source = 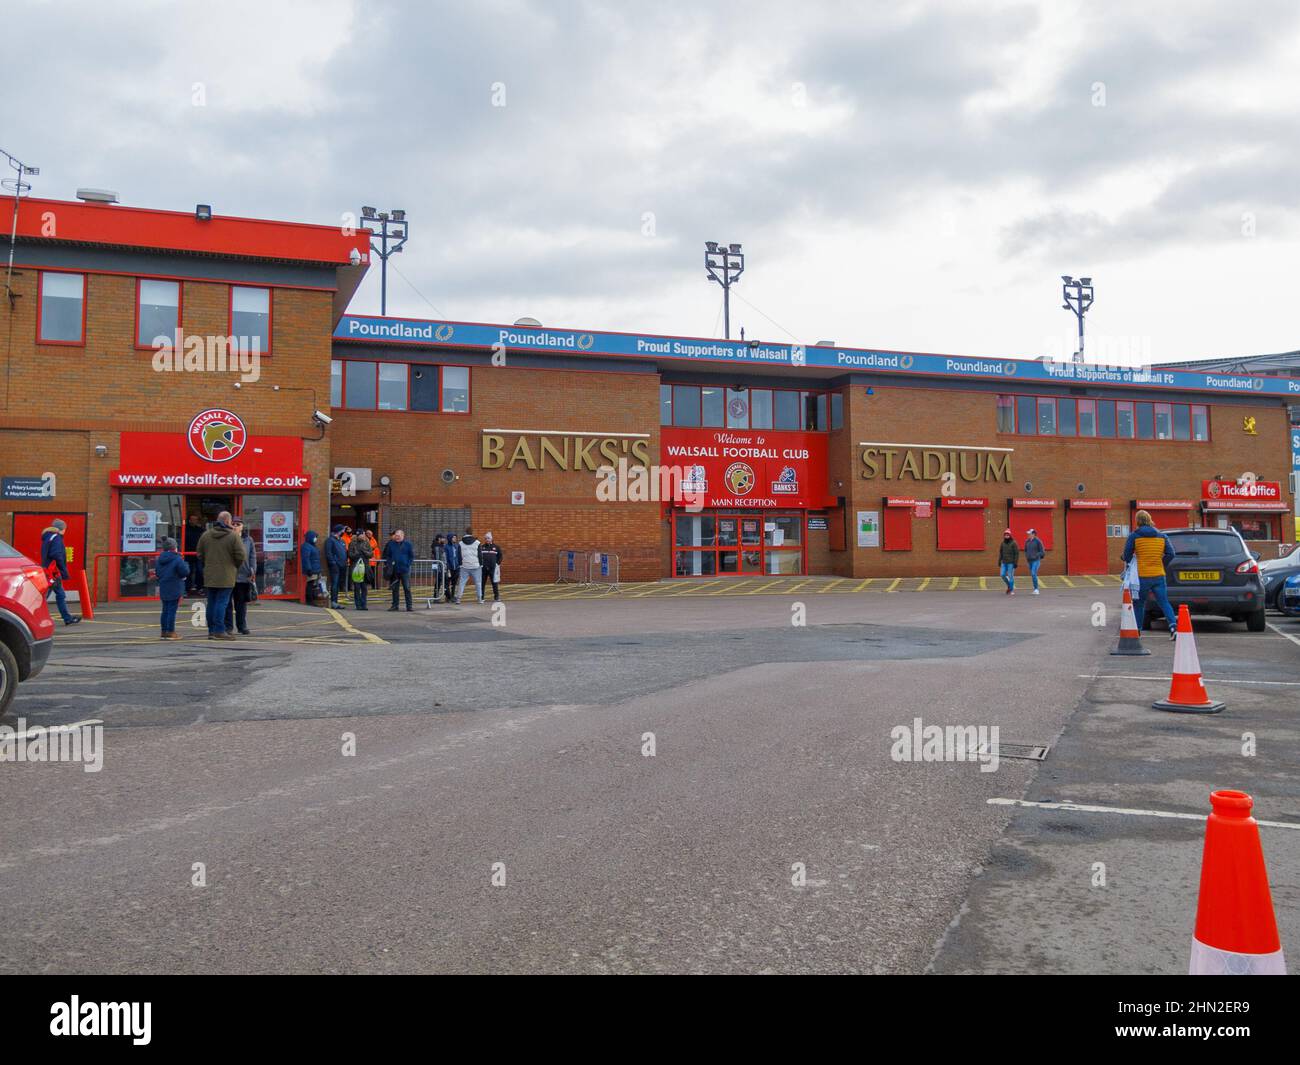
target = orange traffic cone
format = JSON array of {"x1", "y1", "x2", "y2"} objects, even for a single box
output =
[
  {"x1": 1109, "y1": 586, "x2": 1150, "y2": 656},
  {"x1": 1190, "y1": 790, "x2": 1286, "y2": 974},
  {"x1": 1153, "y1": 605, "x2": 1224, "y2": 714}
]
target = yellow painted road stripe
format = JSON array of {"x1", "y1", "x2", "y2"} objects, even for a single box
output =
[
  {"x1": 710, "y1": 579, "x2": 755, "y2": 595},
  {"x1": 1084, "y1": 576, "x2": 1103, "y2": 586},
  {"x1": 886, "y1": 578, "x2": 901, "y2": 593},
  {"x1": 326, "y1": 608, "x2": 387, "y2": 645},
  {"x1": 979, "y1": 576, "x2": 987, "y2": 591},
  {"x1": 853, "y1": 578, "x2": 875, "y2": 591},
  {"x1": 817, "y1": 578, "x2": 847, "y2": 594},
  {"x1": 1060, "y1": 576, "x2": 1075, "y2": 587},
  {"x1": 948, "y1": 577, "x2": 959, "y2": 590},
  {"x1": 917, "y1": 577, "x2": 931, "y2": 592}
]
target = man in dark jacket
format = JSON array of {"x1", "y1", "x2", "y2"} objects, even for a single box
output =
[
  {"x1": 480, "y1": 532, "x2": 504, "y2": 602},
  {"x1": 383, "y1": 529, "x2": 416, "y2": 611},
  {"x1": 1023, "y1": 528, "x2": 1045, "y2": 595},
  {"x1": 224, "y1": 518, "x2": 257, "y2": 635},
  {"x1": 301, "y1": 530, "x2": 322, "y2": 604},
  {"x1": 155, "y1": 537, "x2": 189, "y2": 639},
  {"x1": 325, "y1": 525, "x2": 349, "y2": 608},
  {"x1": 347, "y1": 526, "x2": 373, "y2": 610},
  {"x1": 443, "y1": 533, "x2": 461, "y2": 603},
  {"x1": 40, "y1": 519, "x2": 81, "y2": 626},
  {"x1": 196, "y1": 511, "x2": 247, "y2": 640},
  {"x1": 183, "y1": 513, "x2": 205, "y2": 595},
  {"x1": 997, "y1": 528, "x2": 1019, "y2": 596}
]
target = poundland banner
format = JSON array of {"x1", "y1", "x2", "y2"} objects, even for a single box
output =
[{"x1": 335, "y1": 316, "x2": 1300, "y2": 398}]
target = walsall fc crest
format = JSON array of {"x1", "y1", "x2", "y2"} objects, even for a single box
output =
[{"x1": 188, "y1": 408, "x2": 247, "y2": 463}]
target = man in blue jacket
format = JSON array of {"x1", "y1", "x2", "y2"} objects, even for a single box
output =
[
  {"x1": 155, "y1": 537, "x2": 190, "y2": 639},
  {"x1": 382, "y1": 528, "x2": 416, "y2": 612},
  {"x1": 40, "y1": 519, "x2": 81, "y2": 626},
  {"x1": 300, "y1": 531, "x2": 322, "y2": 604},
  {"x1": 325, "y1": 525, "x2": 349, "y2": 608}
]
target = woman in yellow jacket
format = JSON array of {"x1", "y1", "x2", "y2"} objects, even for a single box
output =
[{"x1": 1121, "y1": 510, "x2": 1179, "y2": 638}]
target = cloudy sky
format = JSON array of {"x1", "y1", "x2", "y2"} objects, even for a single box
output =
[{"x1": 9, "y1": 0, "x2": 1300, "y2": 362}]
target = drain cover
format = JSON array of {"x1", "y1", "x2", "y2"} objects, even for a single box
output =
[{"x1": 977, "y1": 741, "x2": 1049, "y2": 761}]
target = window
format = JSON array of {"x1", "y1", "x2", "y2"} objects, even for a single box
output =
[
  {"x1": 701, "y1": 387, "x2": 724, "y2": 427},
  {"x1": 1097, "y1": 400, "x2": 1116, "y2": 437},
  {"x1": 800, "y1": 392, "x2": 827, "y2": 431},
  {"x1": 1116, "y1": 401, "x2": 1134, "y2": 438},
  {"x1": 378, "y1": 363, "x2": 407, "y2": 410},
  {"x1": 1192, "y1": 405, "x2": 1209, "y2": 441},
  {"x1": 996, "y1": 395, "x2": 1015, "y2": 432},
  {"x1": 1016, "y1": 396, "x2": 1036, "y2": 434},
  {"x1": 1057, "y1": 398, "x2": 1077, "y2": 437},
  {"x1": 1135, "y1": 402, "x2": 1154, "y2": 439},
  {"x1": 774, "y1": 390, "x2": 800, "y2": 430},
  {"x1": 344, "y1": 360, "x2": 377, "y2": 409},
  {"x1": 1154, "y1": 402, "x2": 1172, "y2": 440},
  {"x1": 830, "y1": 392, "x2": 843, "y2": 430},
  {"x1": 411, "y1": 365, "x2": 438, "y2": 411},
  {"x1": 1078, "y1": 399, "x2": 1096, "y2": 437},
  {"x1": 330, "y1": 360, "x2": 343, "y2": 407},
  {"x1": 672, "y1": 385, "x2": 700, "y2": 427},
  {"x1": 38, "y1": 271, "x2": 85, "y2": 343},
  {"x1": 1037, "y1": 397, "x2": 1056, "y2": 435},
  {"x1": 725, "y1": 388, "x2": 748, "y2": 429},
  {"x1": 660, "y1": 385, "x2": 673, "y2": 426},
  {"x1": 750, "y1": 389, "x2": 773, "y2": 429},
  {"x1": 231, "y1": 286, "x2": 270, "y2": 354},
  {"x1": 1172, "y1": 404, "x2": 1191, "y2": 441},
  {"x1": 136, "y1": 279, "x2": 180, "y2": 348},
  {"x1": 441, "y1": 366, "x2": 470, "y2": 412}
]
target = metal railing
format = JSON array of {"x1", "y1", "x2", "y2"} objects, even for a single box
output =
[
  {"x1": 556, "y1": 550, "x2": 591, "y2": 584},
  {"x1": 407, "y1": 558, "x2": 448, "y2": 607}
]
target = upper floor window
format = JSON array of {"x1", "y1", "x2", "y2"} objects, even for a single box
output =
[
  {"x1": 137, "y1": 279, "x2": 181, "y2": 348},
  {"x1": 336, "y1": 360, "x2": 470, "y2": 413},
  {"x1": 230, "y1": 286, "x2": 271, "y2": 354},
  {"x1": 1000, "y1": 393, "x2": 1208, "y2": 441},
  {"x1": 660, "y1": 384, "x2": 835, "y2": 431},
  {"x1": 38, "y1": 271, "x2": 85, "y2": 344}
]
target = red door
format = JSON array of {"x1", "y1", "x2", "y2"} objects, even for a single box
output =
[
  {"x1": 12, "y1": 512, "x2": 88, "y2": 573},
  {"x1": 1065, "y1": 508, "x2": 1108, "y2": 574}
]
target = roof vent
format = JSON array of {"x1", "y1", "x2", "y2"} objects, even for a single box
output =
[
  {"x1": 513, "y1": 317, "x2": 542, "y2": 327},
  {"x1": 814, "y1": 340, "x2": 836, "y2": 347},
  {"x1": 75, "y1": 188, "x2": 119, "y2": 204}
]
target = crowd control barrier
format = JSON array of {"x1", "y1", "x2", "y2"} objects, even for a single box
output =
[
  {"x1": 556, "y1": 550, "x2": 591, "y2": 584},
  {"x1": 408, "y1": 558, "x2": 449, "y2": 607}
]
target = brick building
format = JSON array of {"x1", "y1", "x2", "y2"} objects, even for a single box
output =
[
  {"x1": 331, "y1": 315, "x2": 1297, "y2": 582},
  {"x1": 2, "y1": 191, "x2": 1296, "y2": 598},
  {"x1": 0, "y1": 193, "x2": 368, "y2": 600}
]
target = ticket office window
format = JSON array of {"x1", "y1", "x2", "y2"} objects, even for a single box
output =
[
  {"x1": 937, "y1": 507, "x2": 986, "y2": 550},
  {"x1": 1231, "y1": 516, "x2": 1278, "y2": 541}
]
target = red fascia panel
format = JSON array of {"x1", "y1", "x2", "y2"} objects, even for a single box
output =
[{"x1": 3, "y1": 196, "x2": 371, "y2": 266}]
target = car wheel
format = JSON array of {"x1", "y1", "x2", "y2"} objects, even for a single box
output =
[
  {"x1": 1246, "y1": 609, "x2": 1267, "y2": 633},
  {"x1": 0, "y1": 639, "x2": 18, "y2": 721}
]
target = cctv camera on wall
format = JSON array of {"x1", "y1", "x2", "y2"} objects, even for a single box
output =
[{"x1": 313, "y1": 409, "x2": 333, "y2": 425}]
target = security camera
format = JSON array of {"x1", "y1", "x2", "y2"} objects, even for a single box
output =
[
  {"x1": 349, "y1": 248, "x2": 361, "y2": 266},
  {"x1": 313, "y1": 409, "x2": 333, "y2": 425}
]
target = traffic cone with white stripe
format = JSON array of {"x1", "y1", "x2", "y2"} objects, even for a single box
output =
[
  {"x1": 1190, "y1": 790, "x2": 1286, "y2": 974},
  {"x1": 1109, "y1": 586, "x2": 1150, "y2": 656},
  {"x1": 1153, "y1": 605, "x2": 1225, "y2": 714}
]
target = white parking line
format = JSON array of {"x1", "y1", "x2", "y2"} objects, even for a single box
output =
[
  {"x1": 1077, "y1": 673, "x2": 1300, "y2": 686},
  {"x1": 988, "y1": 797, "x2": 1300, "y2": 831},
  {"x1": 1267, "y1": 622, "x2": 1300, "y2": 648}
]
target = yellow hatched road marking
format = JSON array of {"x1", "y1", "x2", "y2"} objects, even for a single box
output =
[
  {"x1": 1060, "y1": 576, "x2": 1076, "y2": 587},
  {"x1": 710, "y1": 579, "x2": 755, "y2": 595},
  {"x1": 325, "y1": 608, "x2": 387, "y2": 645},
  {"x1": 917, "y1": 578, "x2": 931, "y2": 592},
  {"x1": 949, "y1": 577, "x2": 959, "y2": 590},
  {"x1": 886, "y1": 578, "x2": 902, "y2": 593},
  {"x1": 854, "y1": 578, "x2": 875, "y2": 591},
  {"x1": 784, "y1": 579, "x2": 813, "y2": 594},
  {"x1": 817, "y1": 578, "x2": 847, "y2": 594},
  {"x1": 1085, "y1": 576, "x2": 1104, "y2": 585}
]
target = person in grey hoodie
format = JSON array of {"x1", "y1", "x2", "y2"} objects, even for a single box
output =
[
  {"x1": 454, "y1": 529, "x2": 484, "y2": 604},
  {"x1": 1023, "y1": 528, "x2": 1045, "y2": 595},
  {"x1": 224, "y1": 517, "x2": 257, "y2": 635}
]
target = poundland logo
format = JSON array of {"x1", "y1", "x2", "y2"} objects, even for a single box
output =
[{"x1": 50, "y1": 996, "x2": 151, "y2": 1045}]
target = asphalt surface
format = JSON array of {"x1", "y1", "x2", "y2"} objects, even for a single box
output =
[{"x1": 2, "y1": 589, "x2": 1296, "y2": 974}]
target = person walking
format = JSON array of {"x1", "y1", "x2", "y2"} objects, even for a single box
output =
[
  {"x1": 40, "y1": 518, "x2": 82, "y2": 626},
  {"x1": 383, "y1": 529, "x2": 415, "y2": 611},
  {"x1": 480, "y1": 531, "x2": 503, "y2": 602},
  {"x1": 224, "y1": 518, "x2": 256, "y2": 635},
  {"x1": 325, "y1": 525, "x2": 348, "y2": 608},
  {"x1": 997, "y1": 528, "x2": 1019, "y2": 596},
  {"x1": 196, "y1": 510, "x2": 246, "y2": 640},
  {"x1": 183, "y1": 513, "x2": 205, "y2": 596},
  {"x1": 455, "y1": 528, "x2": 484, "y2": 604},
  {"x1": 444, "y1": 533, "x2": 462, "y2": 603},
  {"x1": 300, "y1": 530, "x2": 322, "y2": 604},
  {"x1": 1122, "y1": 509, "x2": 1179, "y2": 639},
  {"x1": 347, "y1": 525, "x2": 372, "y2": 610},
  {"x1": 155, "y1": 537, "x2": 189, "y2": 639},
  {"x1": 1024, "y1": 528, "x2": 1045, "y2": 595}
]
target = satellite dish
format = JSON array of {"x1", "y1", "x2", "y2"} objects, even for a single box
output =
[{"x1": 513, "y1": 317, "x2": 542, "y2": 327}]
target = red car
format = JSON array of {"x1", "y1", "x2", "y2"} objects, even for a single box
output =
[{"x1": 0, "y1": 538, "x2": 55, "y2": 720}]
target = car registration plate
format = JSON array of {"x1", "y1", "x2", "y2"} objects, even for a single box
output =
[{"x1": 1179, "y1": 570, "x2": 1221, "y2": 581}]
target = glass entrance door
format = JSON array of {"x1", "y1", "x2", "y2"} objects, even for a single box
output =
[{"x1": 673, "y1": 508, "x2": 806, "y2": 576}]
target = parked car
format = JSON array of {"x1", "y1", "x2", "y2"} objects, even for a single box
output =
[
  {"x1": 0, "y1": 539, "x2": 55, "y2": 719},
  {"x1": 1140, "y1": 527, "x2": 1266, "y2": 633},
  {"x1": 1279, "y1": 573, "x2": 1300, "y2": 618},
  {"x1": 1259, "y1": 551, "x2": 1300, "y2": 610}
]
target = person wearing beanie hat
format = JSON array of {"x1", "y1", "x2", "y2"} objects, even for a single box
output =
[
  {"x1": 325, "y1": 525, "x2": 349, "y2": 608},
  {"x1": 40, "y1": 517, "x2": 81, "y2": 625},
  {"x1": 997, "y1": 527, "x2": 1019, "y2": 595},
  {"x1": 155, "y1": 536, "x2": 189, "y2": 639},
  {"x1": 1024, "y1": 527, "x2": 1045, "y2": 595}
]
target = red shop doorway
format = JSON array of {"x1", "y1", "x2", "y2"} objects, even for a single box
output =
[{"x1": 1065, "y1": 499, "x2": 1110, "y2": 575}]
